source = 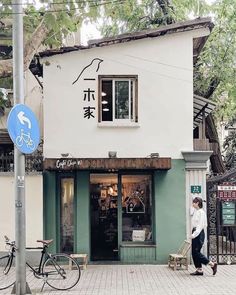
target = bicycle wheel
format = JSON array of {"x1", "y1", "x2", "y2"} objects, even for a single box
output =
[
  {"x1": 28, "y1": 140, "x2": 35, "y2": 151},
  {"x1": 0, "y1": 255, "x2": 15, "y2": 290},
  {"x1": 16, "y1": 136, "x2": 23, "y2": 147},
  {"x1": 43, "y1": 253, "x2": 81, "y2": 290}
]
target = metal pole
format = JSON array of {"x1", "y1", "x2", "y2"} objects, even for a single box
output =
[{"x1": 12, "y1": 1, "x2": 30, "y2": 294}]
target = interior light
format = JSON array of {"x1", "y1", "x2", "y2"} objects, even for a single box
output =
[
  {"x1": 103, "y1": 108, "x2": 109, "y2": 112},
  {"x1": 101, "y1": 92, "x2": 107, "y2": 96},
  {"x1": 101, "y1": 100, "x2": 108, "y2": 104},
  {"x1": 108, "y1": 187, "x2": 114, "y2": 194}
]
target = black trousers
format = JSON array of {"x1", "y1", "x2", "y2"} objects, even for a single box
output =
[{"x1": 192, "y1": 229, "x2": 210, "y2": 268}]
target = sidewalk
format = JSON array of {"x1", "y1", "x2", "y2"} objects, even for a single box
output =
[{"x1": 2, "y1": 264, "x2": 236, "y2": 295}]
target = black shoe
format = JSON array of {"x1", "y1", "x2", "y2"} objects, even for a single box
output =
[
  {"x1": 190, "y1": 271, "x2": 203, "y2": 276},
  {"x1": 211, "y1": 263, "x2": 217, "y2": 275}
]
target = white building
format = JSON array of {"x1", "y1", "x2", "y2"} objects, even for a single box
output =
[{"x1": 0, "y1": 18, "x2": 215, "y2": 263}]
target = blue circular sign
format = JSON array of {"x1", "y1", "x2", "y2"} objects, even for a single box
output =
[{"x1": 7, "y1": 104, "x2": 40, "y2": 154}]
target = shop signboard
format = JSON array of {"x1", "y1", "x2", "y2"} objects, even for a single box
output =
[
  {"x1": 132, "y1": 230, "x2": 146, "y2": 242},
  {"x1": 218, "y1": 185, "x2": 236, "y2": 225},
  {"x1": 217, "y1": 185, "x2": 236, "y2": 200}
]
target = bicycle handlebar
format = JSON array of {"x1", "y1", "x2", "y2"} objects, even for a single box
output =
[
  {"x1": 4, "y1": 236, "x2": 16, "y2": 247},
  {"x1": 4, "y1": 235, "x2": 9, "y2": 242}
]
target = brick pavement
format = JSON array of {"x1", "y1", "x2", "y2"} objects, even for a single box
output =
[{"x1": 1, "y1": 264, "x2": 236, "y2": 295}]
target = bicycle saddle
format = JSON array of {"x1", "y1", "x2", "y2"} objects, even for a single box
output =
[{"x1": 37, "y1": 239, "x2": 53, "y2": 245}]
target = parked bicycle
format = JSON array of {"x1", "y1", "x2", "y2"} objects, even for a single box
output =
[{"x1": 0, "y1": 236, "x2": 81, "y2": 291}]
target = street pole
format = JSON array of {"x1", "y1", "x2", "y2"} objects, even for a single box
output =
[{"x1": 12, "y1": 0, "x2": 31, "y2": 294}]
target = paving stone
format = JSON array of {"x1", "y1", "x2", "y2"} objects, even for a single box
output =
[{"x1": 1, "y1": 264, "x2": 236, "y2": 295}]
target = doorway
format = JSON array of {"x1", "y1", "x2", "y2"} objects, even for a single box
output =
[{"x1": 90, "y1": 174, "x2": 118, "y2": 260}]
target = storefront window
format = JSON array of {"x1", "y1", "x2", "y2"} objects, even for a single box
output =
[
  {"x1": 122, "y1": 175, "x2": 152, "y2": 243},
  {"x1": 60, "y1": 178, "x2": 74, "y2": 253}
]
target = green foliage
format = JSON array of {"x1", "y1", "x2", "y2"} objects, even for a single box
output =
[
  {"x1": 194, "y1": 0, "x2": 236, "y2": 104},
  {"x1": 0, "y1": 0, "x2": 82, "y2": 48},
  {"x1": 0, "y1": 87, "x2": 11, "y2": 115},
  {"x1": 0, "y1": 77, "x2": 13, "y2": 89},
  {"x1": 223, "y1": 129, "x2": 236, "y2": 169}
]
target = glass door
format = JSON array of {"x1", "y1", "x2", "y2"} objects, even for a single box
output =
[{"x1": 90, "y1": 173, "x2": 118, "y2": 260}]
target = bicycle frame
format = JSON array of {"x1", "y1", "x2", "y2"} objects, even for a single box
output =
[
  {"x1": 25, "y1": 245, "x2": 48, "y2": 276},
  {"x1": 26, "y1": 245, "x2": 67, "y2": 280}
]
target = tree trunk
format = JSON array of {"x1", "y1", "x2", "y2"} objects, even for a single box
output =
[
  {"x1": 0, "y1": 19, "x2": 49, "y2": 78},
  {"x1": 24, "y1": 19, "x2": 49, "y2": 70},
  {"x1": 202, "y1": 79, "x2": 225, "y2": 173},
  {"x1": 156, "y1": 0, "x2": 175, "y2": 24}
]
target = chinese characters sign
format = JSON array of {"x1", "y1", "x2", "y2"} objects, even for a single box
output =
[
  {"x1": 218, "y1": 185, "x2": 236, "y2": 200},
  {"x1": 83, "y1": 79, "x2": 96, "y2": 119},
  {"x1": 72, "y1": 58, "x2": 104, "y2": 120},
  {"x1": 191, "y1": 185, "x2": 201, "y2": 194}
]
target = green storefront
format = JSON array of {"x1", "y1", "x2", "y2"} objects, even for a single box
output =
[{"x1": 43, "y1": 158, "x2": 186, "y2": 264}]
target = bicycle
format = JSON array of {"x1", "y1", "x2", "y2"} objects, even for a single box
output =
[
  {"x1": 16, "y1": 129, "x2": 35, "y2": 151},
  {"x1": 0, "y1": 236, "x2": 81, "y2": 291}
]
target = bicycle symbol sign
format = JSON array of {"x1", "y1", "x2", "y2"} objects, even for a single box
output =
[{"x1": 7, "y1": 104, "x2": 40, "y2": 154}]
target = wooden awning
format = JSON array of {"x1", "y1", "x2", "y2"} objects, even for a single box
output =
[
  {"x1": 193, "y1": 95, "x2": 216, "y2": 129},
  {"x1": 0, "y1": 129, "x2": 12, "y2": 144},
  {"x1": 44, "y1": 157, "x2": 171, "y2": 171}
]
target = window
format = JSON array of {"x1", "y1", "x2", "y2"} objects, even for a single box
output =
[
  {"x1": 98, "y1": 75, "x2": 138, "y2": 123},
  {"x1": 122, "y1": 175, "x2": 152, "y2": 243},
  {"x1": 60, "y1": 178, "x2": 74, "y2": 253}
]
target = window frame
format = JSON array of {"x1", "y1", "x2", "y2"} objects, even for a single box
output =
[
  {"x1": 57, "y1": 173, "x2": 76, "y2": 254},
  {"x1": 120, "y1": 173, "x2": 153, "y2": 244},
  {"x1": 98, "y1": 75, "x2": 138, "y2": 124}
]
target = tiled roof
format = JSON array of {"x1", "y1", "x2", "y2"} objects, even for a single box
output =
[{"x1": 38, "y1": 17, "x2": 213, "y2": 59}]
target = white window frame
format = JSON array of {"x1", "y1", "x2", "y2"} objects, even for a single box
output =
[{"x1": 98, "y1": 75, "x2": 138, "y2": 125}]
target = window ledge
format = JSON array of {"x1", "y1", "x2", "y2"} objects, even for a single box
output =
[
  {"x1": 97, "y1": 122, "x2": 140, "y2": 128},
  {"x1": 121, "y1": 243, "x2": 156, "y2": 247}
]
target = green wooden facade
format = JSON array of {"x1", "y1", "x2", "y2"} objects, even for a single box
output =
[{"x1": 43, "y1": 159, "x2": 186, "y2": 263}]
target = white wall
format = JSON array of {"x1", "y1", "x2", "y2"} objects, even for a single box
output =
[
  {"x1": 43, "y1": 30, "x2": 203, "y2": 159},
  {"x1": 0, "y1": 174, "x2": 43, "y2": 251},
  {"x1": 24, "y1": 71, "x2": 44, "y2": 137}
]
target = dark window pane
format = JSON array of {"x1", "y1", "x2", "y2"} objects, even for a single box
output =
[
  {"x1": 122, "y1": 175, "x2": 152, "y2": 242},
  {"x1": 115, "y1": 81, "x2": 129, "y2": 119},
  {"x1": 102, "y1": 80, "x2": 113, "y2": 121}
]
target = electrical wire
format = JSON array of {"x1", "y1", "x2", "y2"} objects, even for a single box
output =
[
  {"x1": 102, "y1": 56, "x2": 192, "y2": 84},
  {"x1": 1, "y1": 0, "x2": 111, "y2": 5},
  {"x1": 125, "y1": 54, "x2": 192, "y2": 72},
  {"x1": 0, "y1": 0, "x2": 125, "y2": 14}
]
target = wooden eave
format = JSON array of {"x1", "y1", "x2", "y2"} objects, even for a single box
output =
[
  {"x1": 38, "y1": 17, "x2": 213, "y2": 62},
  {"x1": 0, "y1": 129, "x2": 12, "y2": 144},
  {"x1": 44, "y1": 157, "x2": 171, "y2": 171}
]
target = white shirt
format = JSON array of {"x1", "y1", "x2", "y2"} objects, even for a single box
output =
[{"x1": 191, "y1": 208, "x2": 207, "y2": 239}]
